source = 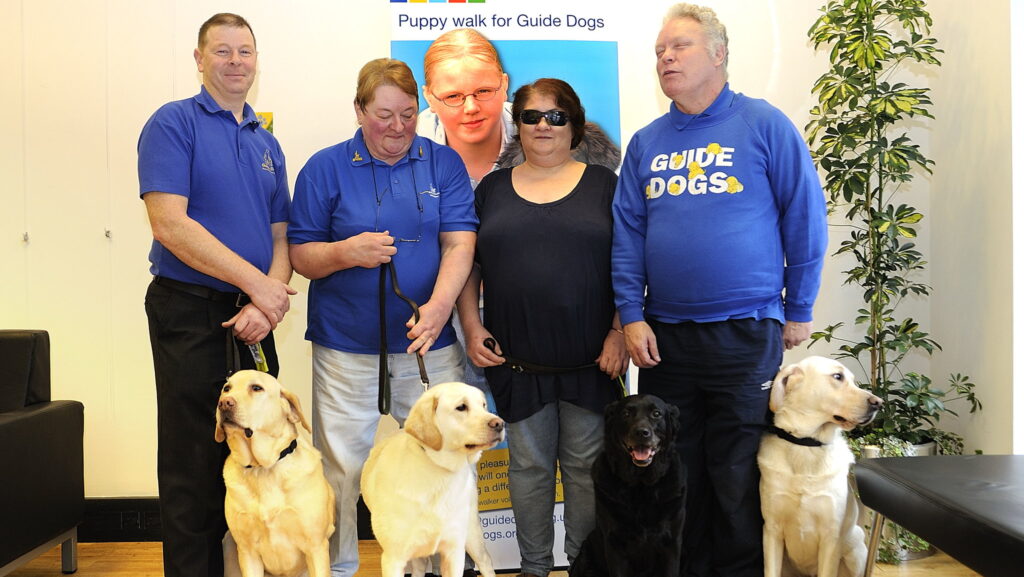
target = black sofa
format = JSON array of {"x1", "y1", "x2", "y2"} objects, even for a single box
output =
[
  {"x1": 0, "y1": 330, "x2": 85, "y2": 575},
  {"x1": 855, "y1": 455, "x2": 1024, "y2": 577}
]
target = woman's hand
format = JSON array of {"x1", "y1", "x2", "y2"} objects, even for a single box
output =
[
  {"x1": 597, "y1": 329, "x2": 630, "y2": 378},
  {"x1": 464, "y1": 326, "x2": 506, "y2": 368},
  {"x1": 404, "y1": 300, "x2": 451, "y2": 356}
]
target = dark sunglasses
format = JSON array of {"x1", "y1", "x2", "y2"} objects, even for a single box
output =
[{"x1": 520, "y1": 109, "x2": 569, "y2": 126}]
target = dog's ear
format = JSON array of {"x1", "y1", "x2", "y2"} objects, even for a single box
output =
[
  {"x1": 280, "y1": 387, "x2": 312, "y2": 434},
  {"x1": 215, "y1": 406, "x2": 226, "y2": 443},
  {"x1": 663, "y1": 403, "x2": 680, "y2": 445},
  {"x1": 769, "y1": 364, "x2": 804, "y2": 412},
  {"x1": 405, "y1": 392, "x2": 443, "y2": 451}
]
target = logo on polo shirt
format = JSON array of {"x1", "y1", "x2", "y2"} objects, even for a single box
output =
[{"x1": 261, "y1": 149, "x2": 275, "y2": 174}]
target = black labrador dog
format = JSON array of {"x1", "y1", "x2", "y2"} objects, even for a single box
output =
[{"x1": 570, "y1": 394, "x2": 686, "y2": 577}]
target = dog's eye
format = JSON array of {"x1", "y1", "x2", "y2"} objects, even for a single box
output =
[
  {"x1": 456, "y1": 403, "x2": 468, "y2": 412},
  {"x1": 251, "y1": 384, "x2": 264, "y2": 392},
  {"x1": 651, "y1": 410, "x2": 662, "y2": 419},
  {"x1": 832, "y1": 372, "x2": 844, "y2": 381},
  {"x1": 222, "y1": 384, "x2": 231, "y2": 393}
]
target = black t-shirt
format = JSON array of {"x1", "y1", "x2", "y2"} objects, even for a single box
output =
[{"x1": 475, "y1": 164, "x2": 621, "y2": 422}]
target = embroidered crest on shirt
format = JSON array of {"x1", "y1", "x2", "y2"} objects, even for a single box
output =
[{"x1": 261, "y1": 149, "x2": 275, "y2": 174}]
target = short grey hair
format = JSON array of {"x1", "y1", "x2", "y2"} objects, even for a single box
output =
[{"x1": 664, "y1": 3, "x2": 729, "y2": 73}]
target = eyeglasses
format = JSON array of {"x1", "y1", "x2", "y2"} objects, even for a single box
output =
[
  {"x1": 431, "y1": 87, "x2": 500, "y2": 108},
  {"x1": 520, "y1": 109, "x2": 569, "y2": 127}
]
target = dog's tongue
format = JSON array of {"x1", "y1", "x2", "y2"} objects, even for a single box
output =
[{"x1": 630, "y1": 446, "x2": 654, "y2": 462}]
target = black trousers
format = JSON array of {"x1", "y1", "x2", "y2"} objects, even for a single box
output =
[
  {"x1": 145, "y1": 279, "x2": 279, "y2": 577},
  {"x1": 639, "y1": 318, "x2": 781, "y2": 577}
]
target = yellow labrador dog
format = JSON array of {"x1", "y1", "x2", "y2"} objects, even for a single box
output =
[
  {"x1": 361, "y1": 382, "x2": 505, "y2": 577},
  {"x1": 759, "y1": 356, "x2": 882, "y2": 577},
  {"x1": 215, "y1": 370, "x2": 335, "y2": 577}
]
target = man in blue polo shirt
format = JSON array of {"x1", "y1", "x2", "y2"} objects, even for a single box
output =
[{"x1": 137, "y1": 13, "x2": 294, "y2": 577}]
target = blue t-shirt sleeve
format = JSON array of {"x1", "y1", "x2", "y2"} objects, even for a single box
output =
[
  {"x1": 612, "y1": 131, "x2": 650, "y2": 326},
  {"x1": 288, "y1": 154, "x2": 336, "y2": 244},
  {"x1": 138, "y1": 103, "x2": 192, "y2": 198},
  {"x1": 435, "y1": 145, "x2": 479, "y2": 232},
  {"x1": 269, "y1": 138, "x2": 291, "y2": 224}
]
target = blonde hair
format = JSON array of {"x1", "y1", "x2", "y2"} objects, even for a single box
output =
[
  {"x1": 423, "y1": 28, "x2": 504, "y2": 88},
  {"x1": 354, "y1": 58, "x2": 418, "y2": 109},
  {"x1": 665, "y1": 3, "x2": 729, "y2": 72}
]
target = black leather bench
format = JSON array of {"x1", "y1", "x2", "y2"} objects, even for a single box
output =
[{"x1": 854, "y1": 455, "x2": 1024, "y2": 577}]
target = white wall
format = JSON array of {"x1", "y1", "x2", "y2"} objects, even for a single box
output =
[
  {"x1": 0, "y1": 0, "x2": 1013, "y2": 498},
  {"x1": 930, "y1": 2, "x2": 1014, "y2": 454}
]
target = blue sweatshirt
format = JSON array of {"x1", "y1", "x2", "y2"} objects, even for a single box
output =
[{"x1": 612, "y1": 84, "x2": 827, "y2": 326}]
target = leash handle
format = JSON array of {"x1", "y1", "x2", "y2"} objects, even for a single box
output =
[
  {"x1": 378, "y1": 261, "x2": 431, "y2": 415},
  {"x1": 378, "y1": 266, "x2": 391, "y2": 415},
  {"x1": 387, "y1": 261, "x2": 430, "y2": 389}
]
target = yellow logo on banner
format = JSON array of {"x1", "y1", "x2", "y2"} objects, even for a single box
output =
[{"x1": 256, "y1": 112, "x2": 274, "y2": 134}]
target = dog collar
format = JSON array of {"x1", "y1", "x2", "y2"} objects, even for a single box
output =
[
  {"x1": 766, "y1": 425, "x2": 826, "y2": 447},
  {"x1": 245, "y1": 438, "x2": 299, "y2": 469}
]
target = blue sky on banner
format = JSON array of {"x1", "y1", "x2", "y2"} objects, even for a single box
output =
[{"x1": 390, "y1": 0, "x2": 621, "y2": 147}]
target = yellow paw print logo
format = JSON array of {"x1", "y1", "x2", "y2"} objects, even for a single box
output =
[
  {"x1": 669, "y1": 153, "x2": 685, "y2": 170},
  {"x1": 668, "y1": 181, "x2": 683, "y2": 195},
  {"x1": 688, "y1": 161, "x2": 705, "y2": 179},
  {"x1": 726, "y1": 176, "x2": 744, "y2": 193},
  {"x1": 707, "y1": 142, "x2": 723, "y2": 155},
  {"x1": 645, "y1": 183, "x2": 653, "y2": 199}
]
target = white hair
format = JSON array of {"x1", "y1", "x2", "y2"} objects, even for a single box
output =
[{"x1": 664, "y1": 3, "x2": 730, "y2": 73}]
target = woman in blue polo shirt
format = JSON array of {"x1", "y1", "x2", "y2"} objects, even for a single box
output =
[{"x1": 288, "y1": 58, "x2": 478, "y2": 577}]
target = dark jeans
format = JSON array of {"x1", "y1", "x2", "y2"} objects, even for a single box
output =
[
  {"x1": 639, "y1": 318, "x2": 782, "y2": 577},
  {"x1": 145, "y1": 279, "x2": 278, "y2": 577}
]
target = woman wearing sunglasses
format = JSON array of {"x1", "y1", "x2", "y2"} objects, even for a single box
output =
[{"x1": 455, "y1": 78, "x2": 628, "y2": 577}]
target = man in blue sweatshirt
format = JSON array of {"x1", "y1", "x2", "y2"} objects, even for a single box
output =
[{"x1": 611, "y1": 4, "x2": 827, "y2": 577}]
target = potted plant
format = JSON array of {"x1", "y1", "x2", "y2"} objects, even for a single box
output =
[{"x1": 804, "y1": 0, "x2": 982, "y2": 562}]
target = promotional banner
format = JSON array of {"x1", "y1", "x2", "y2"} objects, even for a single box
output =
[{"x1": 389, "y1": 0, "x2": 622, "y2": 571}]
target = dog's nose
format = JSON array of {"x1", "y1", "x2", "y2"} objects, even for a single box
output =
[
  {"x1": 489, "y1": 417, "x2": 505, "y2": 432},
  {"x1": 219, "y1": 397, "x2": 236, "y2": 411},
  {"x1": 868, "y1": 395, "x2": 883, "y2": 408},
  {"x1": 637, "y1": 427, "x2": 652, "y2": 438}
]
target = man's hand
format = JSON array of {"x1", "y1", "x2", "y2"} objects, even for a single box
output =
[
  {"x1": 247, "y1": 276, "x2": 297, "y2": 325},
  {"x1": 624, "y1": 321, "x2": 661, "y2": 368},
  {"x1": 782, "y1": 320, "x2": 812, "y2": 350},
  {"x1": 222, "y1": 304, "x2": 273, "y2": 345}
]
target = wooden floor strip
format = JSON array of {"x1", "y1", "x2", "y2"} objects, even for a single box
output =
[{"x1": 8, "y1": 540, "x2": 979, "y2": 577}]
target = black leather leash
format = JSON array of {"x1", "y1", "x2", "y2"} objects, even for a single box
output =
[
  {"x1": 378, "y1": 260, "x2": 430, "y2": 415},
  {"x1": 483, "y1": 337, "x2": 597, "y2": 374}
]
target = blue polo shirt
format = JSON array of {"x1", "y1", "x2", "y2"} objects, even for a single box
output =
[
  {"x1": 137, "y1": 86, "x2": 290, "y2": 292},
  {"x1": 289, "y1": 129, "x2": 477, "y2": 354}
]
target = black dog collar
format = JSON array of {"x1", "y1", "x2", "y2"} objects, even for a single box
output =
[
  {"x1": 766, "y1": 425, "x2": 826, "y2": 447},
  {"x1": 245, "y1": 438, "x2": 299, "y2": 469}
]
